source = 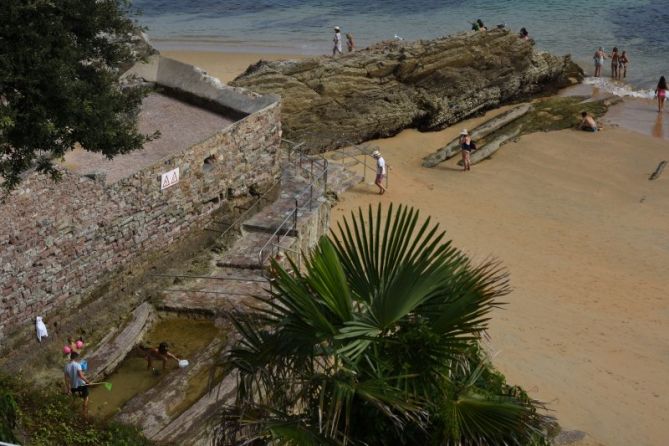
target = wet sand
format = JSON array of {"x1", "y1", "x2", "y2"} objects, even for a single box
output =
[{"x1": 165, "y1": 51, "x2": 669, "y2": 446}]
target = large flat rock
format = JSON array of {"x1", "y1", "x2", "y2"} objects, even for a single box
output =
[{"x1": 232, "y1": 29, "x2": 582, "y2": 152}]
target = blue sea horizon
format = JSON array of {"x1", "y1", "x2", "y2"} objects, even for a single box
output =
[{"x1": 133, "y1": 0, "x2": 669, "y2": 90}]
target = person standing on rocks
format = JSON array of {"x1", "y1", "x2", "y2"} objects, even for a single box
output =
[
  {"x1": 346, "y1": 33, "x2": 355, "y2": 52},
  {"x1": 593, "y1": 47, "x2": 606, "y2": 77},
  {"x1": 372, "y1": 150, "x2": 386, "y2": 195},
  {"x1": 459, "y1": 129, "x2": 473, "y2": 171},
  {"x1": 333, "y1": 26, "x2": 343, "y2": 56}
]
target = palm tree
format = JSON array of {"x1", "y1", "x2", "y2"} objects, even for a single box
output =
[{"x1": 216, "y1": 204, "x2": 555, "y2": 445}]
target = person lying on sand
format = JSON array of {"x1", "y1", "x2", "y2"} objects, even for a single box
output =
[
  {"x1": 139, "y1": 342, "x2": 180, "y2": 371},
  {"x1": 579, "y1": 112, "x2": 599, "y2": 132}
]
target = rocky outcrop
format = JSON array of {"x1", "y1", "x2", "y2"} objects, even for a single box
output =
[{"x1": 232, "y1": 28, "x2": 583, "y2": 152}]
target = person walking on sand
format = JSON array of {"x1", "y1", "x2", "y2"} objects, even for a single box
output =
[
  {"x1": 140, "y1": 342, "x2": 181, "y2": 371},
  {"x1": 346, "y1": 33, "x2": 355, "y2": 52},
  {"x1": 655, "y1": 76, "x2": 667, "y2": 112},
  {"x1": 372, "y1": 150, "x2": 386, "y2": 195},
  {"x1": 460, "y1": 129, "x2": 473, "y2": 171},
  {"x1": 619, "y1": 51, "x2": 629, "y2": 79},
  {"x1": 593, "y1": 47, "x2": 606, "y2": 78},
  {"x1": 610, "y1": 47, "x2": 620, "y2": 79},
  {"x1": 64, "y1": 351, "x2": 90, "y2": 416},
  {"x1": 332, "y1": 26, "x2": 343, "y2": 56},
  {"x1": 579, "y1": 111, "x2": 599, "y2": 132}
]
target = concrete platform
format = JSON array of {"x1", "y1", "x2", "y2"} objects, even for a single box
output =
[{"x1": 62, "y1": 93, "x2": 235, "y2": 183}]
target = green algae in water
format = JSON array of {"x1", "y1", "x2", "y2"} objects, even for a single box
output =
[{"x1": 89, "y1": 318, "x2": 219, "y2": 419}]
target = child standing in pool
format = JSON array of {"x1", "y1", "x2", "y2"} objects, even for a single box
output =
[
  {"x1": 655, "y1": 76, "x2": 667, "y2": 113},
  {"x1": 140, "y1": 342, "x2": 181, "y2": 371}
]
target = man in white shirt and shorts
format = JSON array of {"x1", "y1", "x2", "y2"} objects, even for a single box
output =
[{"x1": 372, "y1": 150, "x2": 386, "y2": 195}]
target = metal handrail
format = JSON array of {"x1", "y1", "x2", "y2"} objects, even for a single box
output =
[
  {"x1": 257, "y1": 157, "x2": 329, "y2": 268},
  {"x1": 150, "y1": 273, "x2": 268, "y2": 283},
  {"x1": 294, "y1": 159, "x2": 329, "y2": 210},
  {"x1": 257, "y1": 206, "x2": 298, "y2": 267},
  {"x1": 211, "y1": 181, "x2": 279, "y2": 237}
]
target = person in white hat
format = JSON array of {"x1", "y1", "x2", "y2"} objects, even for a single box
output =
[
  {"x1": 459, "y1": 129, "x2": 473, "y2": 171},
  {"x1": 333, "y1": 26, "x2": 343, "y2": 56},
  {"x1": 372, "y1": 150, "x2": 386, "y2": 194}
]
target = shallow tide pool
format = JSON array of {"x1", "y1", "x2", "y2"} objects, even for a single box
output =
[{"x1": 88, "y1": 317, "x2": 220, "y2": 419}]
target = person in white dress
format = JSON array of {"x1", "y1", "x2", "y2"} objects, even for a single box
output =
[{"x1": 333, "y1": 26, "x2": 343, "y2": 56}]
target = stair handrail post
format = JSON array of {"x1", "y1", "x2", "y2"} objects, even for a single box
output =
[
  {"x1": 323, "y1": 159, "x2": 328, "y2": 195},
  {"x1": 294, "y1": 198, "x2": 298, "y2": 232},
  {"x1": 363, "y1": 151, "x2": 367, "y2": 182}
]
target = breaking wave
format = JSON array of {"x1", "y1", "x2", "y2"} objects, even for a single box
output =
[{"x1": 583, "y1": 77, "x2": 655, "y2": 99}]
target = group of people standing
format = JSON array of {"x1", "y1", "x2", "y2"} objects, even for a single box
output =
[
  {"x1": 62, "y1": 339, "x2": 182, "y2": 416},
  {"x1": 593, "y1": 47, "x2": 629, "y2": 79}
]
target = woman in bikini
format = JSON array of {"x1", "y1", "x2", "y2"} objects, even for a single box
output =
[
  {"x1": 618, "y1": 51, "x2": 629, "y2": 79},
  {"x1": 610, "y1": 47, "x2": 619, "y2": 79},
  {"x1": 655, "y1": 76, "x2": 667, "y2": 113}
]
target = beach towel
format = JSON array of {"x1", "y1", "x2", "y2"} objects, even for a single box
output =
[{"x1": 36, "y1": 316, "x2": 48, "y2": 342}]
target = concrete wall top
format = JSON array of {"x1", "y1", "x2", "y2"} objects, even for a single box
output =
[{"x1": 123, "y1": 55, "x2": 278, "y2": 116}]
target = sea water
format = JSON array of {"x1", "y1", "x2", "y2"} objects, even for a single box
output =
[{"x1": 132, "y1": 0, "x2": 668, "y2": 92}]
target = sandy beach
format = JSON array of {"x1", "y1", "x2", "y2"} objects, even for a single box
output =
[
  {"x1": 163, "y1": 50, "x2": 306, "y2": 84},
  {"x1": 165, "y1": 51, "x2": 669, "y2": 446}
]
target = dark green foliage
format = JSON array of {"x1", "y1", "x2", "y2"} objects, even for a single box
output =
[
  {"x1": 0, "y1": 376, "x2": 18, "y2": 443},
  {"x1": 0, "y1": 373, "x2": 152, "y2": 446},
  {"x1": 0, "y1": 0, "x2": 156, "y2": 192},
  {"x1": 216, "y1": 204, "x2": 556, "y2": 445}
]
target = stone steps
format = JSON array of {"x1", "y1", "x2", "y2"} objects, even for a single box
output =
[{"x1": 135, "y1": 153, "x2": 364, "y2": 442}]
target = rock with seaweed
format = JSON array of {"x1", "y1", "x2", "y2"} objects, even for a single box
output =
[
  {"x1": 422, "y1": 103, "x2": 533, "y2": 167},
  {"x1": 420, "y1": 95, "x2": 620, "y2": 167},
  {"x1": 231, "y1": 28, "x2": 583, "y2": 152}
]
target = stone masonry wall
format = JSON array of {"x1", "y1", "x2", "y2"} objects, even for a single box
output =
[{"x1": 0, "y1": 102, "x2": 281, "y2": 342}]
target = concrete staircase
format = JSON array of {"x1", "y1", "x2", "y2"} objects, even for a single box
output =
[{"x1": 157, "y1": 150, "x2": 363, "y2": 316}]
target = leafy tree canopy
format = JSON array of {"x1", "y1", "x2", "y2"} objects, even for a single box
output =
[{"x1": 0, "y1": 0, "x2": 154, "y2": 192}]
